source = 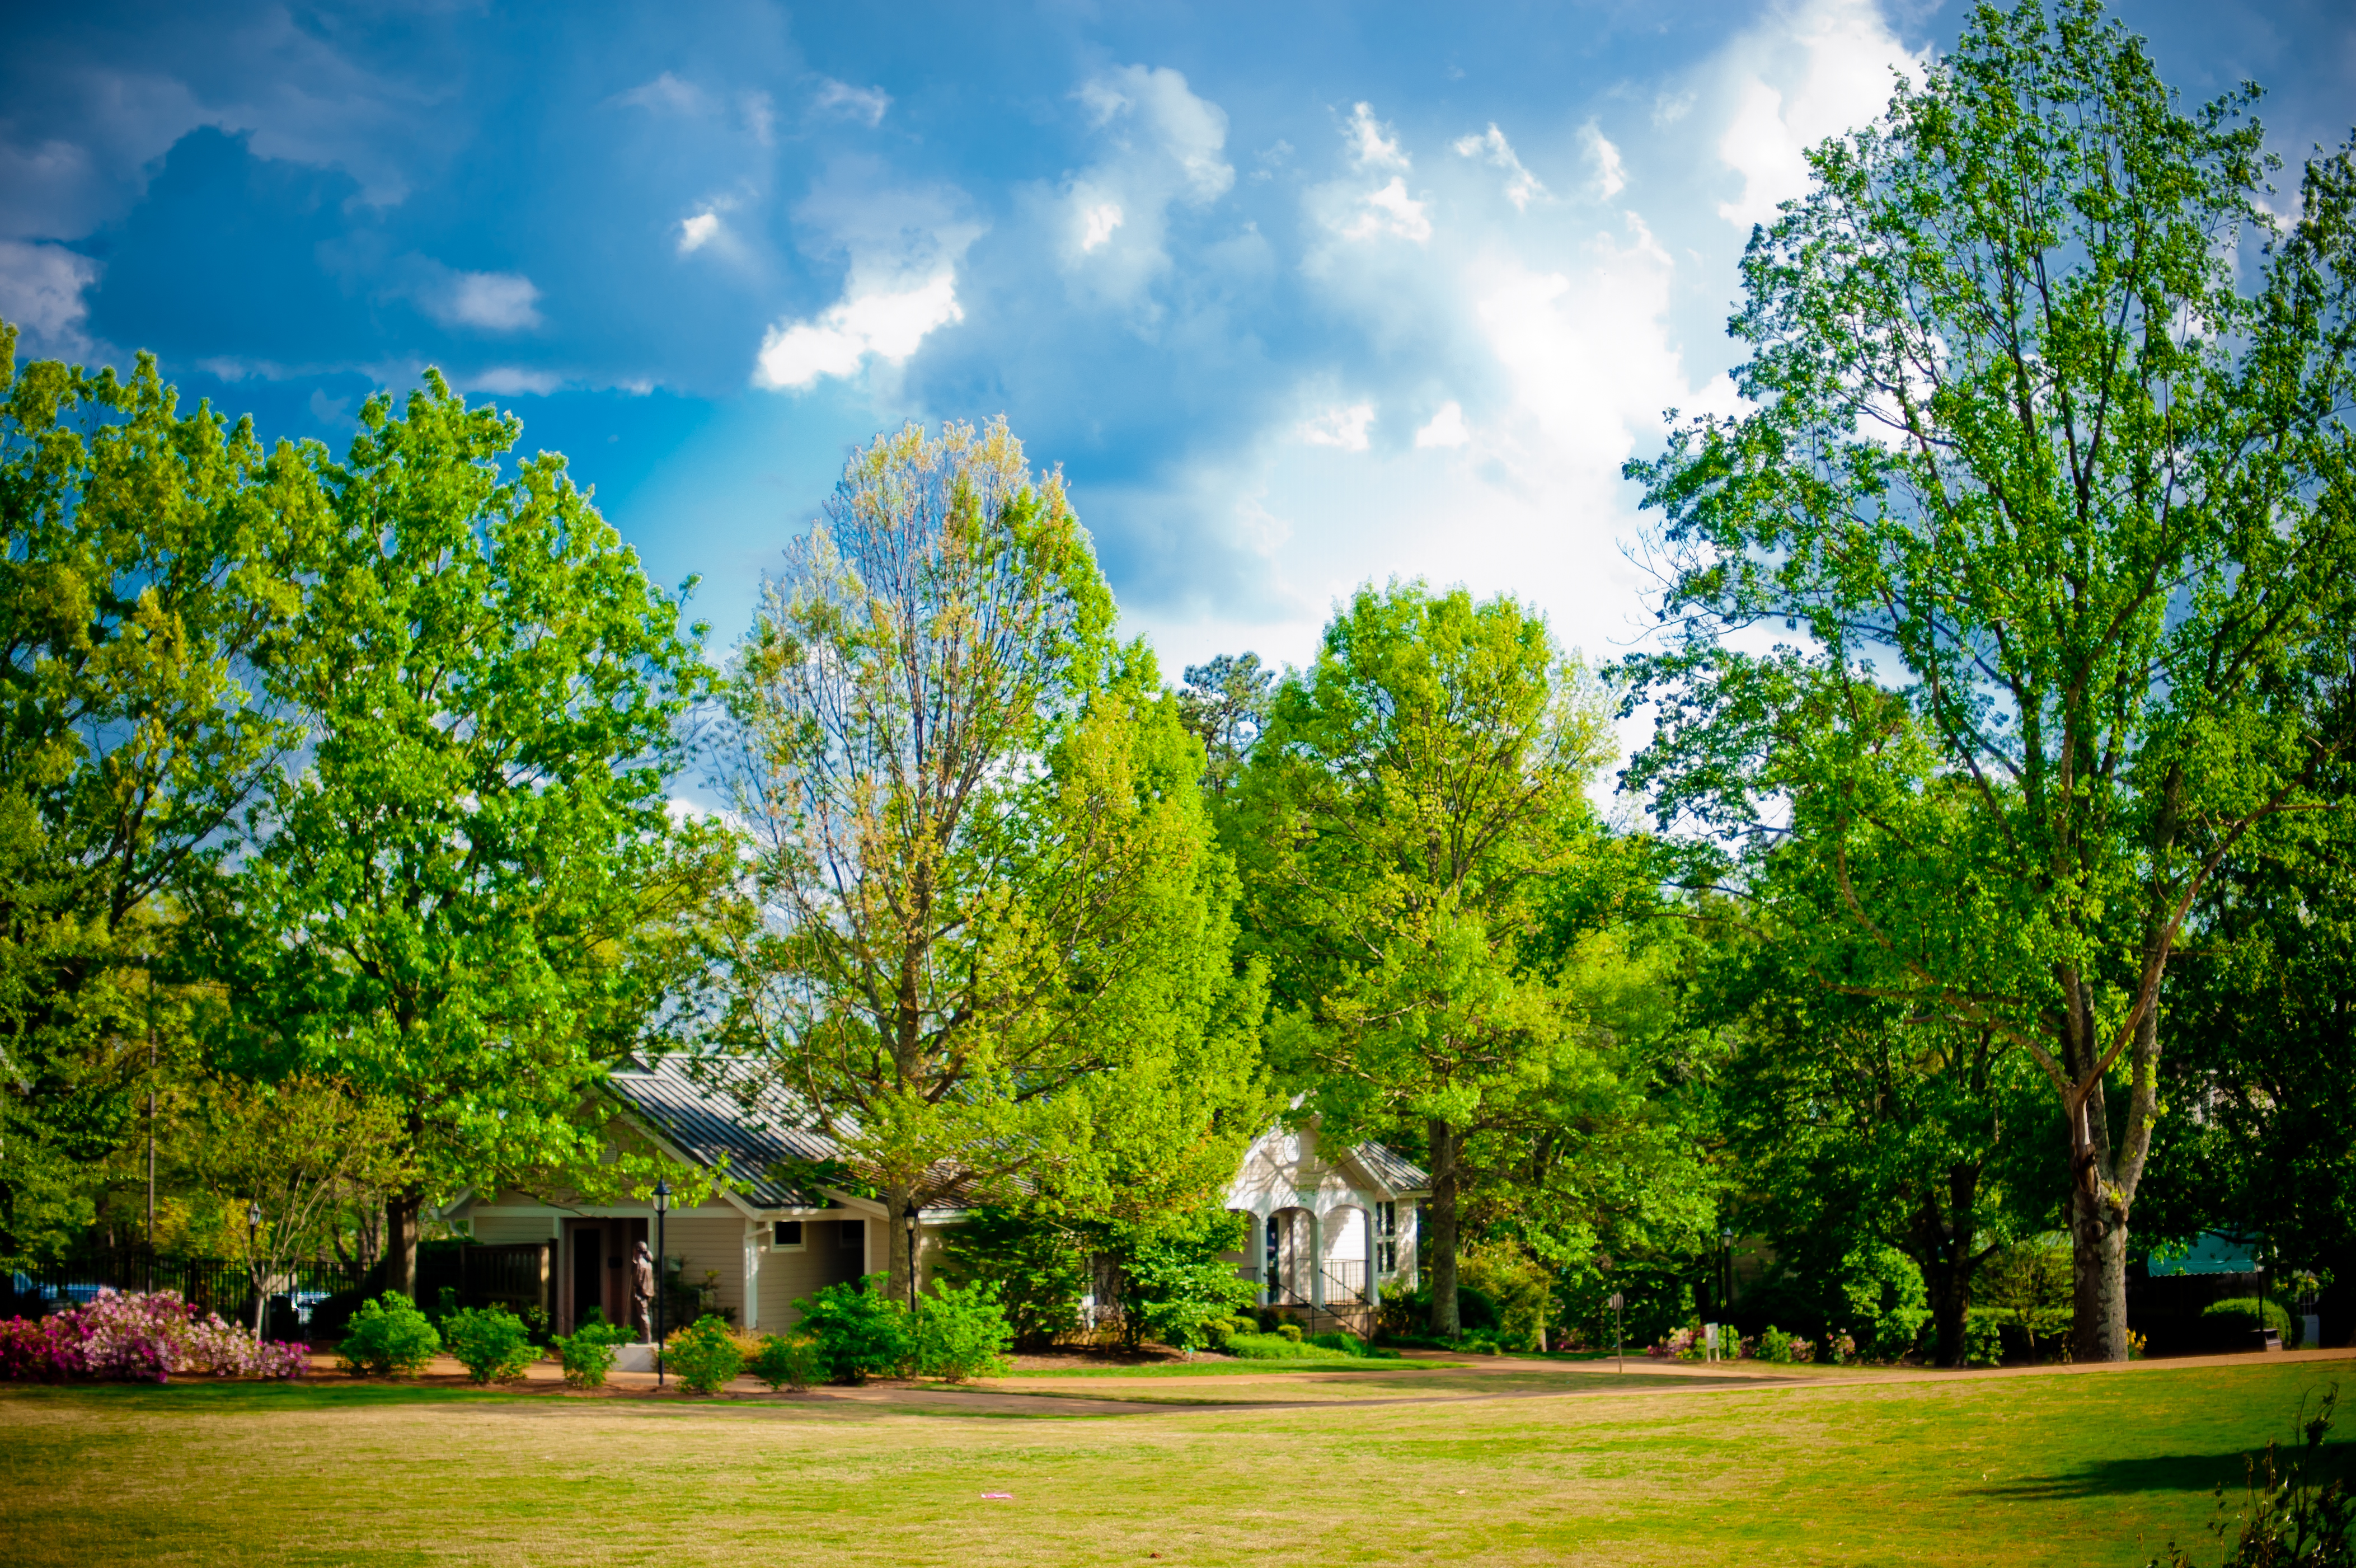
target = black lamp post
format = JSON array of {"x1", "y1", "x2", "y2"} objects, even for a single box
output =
[
  {"x1": 651, "y1": 1179, "x2": 670, "y2": 1388},
  {"x1": 1720, "y1": 1228, "x2": 1735, "y2": 1318},
  {"x1": 902, "y1": 1200, "x2": 920, "y2": 1316}
]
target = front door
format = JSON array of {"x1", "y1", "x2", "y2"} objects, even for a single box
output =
[{"x1": 570, "y1": 1227, "x2": 602, "y2": 1331}]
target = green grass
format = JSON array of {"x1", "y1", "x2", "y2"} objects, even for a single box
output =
[
  {"x1": 2, "y1": 1356, "x2": 2349, "y2": 1565},
  {"x1": 1012, "y1": 1356, "x2": 1457, "y2": 1378}
]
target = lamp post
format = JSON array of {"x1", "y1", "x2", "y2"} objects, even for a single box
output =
[
  {"x1": 902, "y1": 1200, "x2": 920, "y2": 1316},
  {"x1": 651, "y1": 1179, "x2": 670, "y2": 1388},
  {"x1": 1720, "y1": 1228, "x2": 1735, "y2": 1320}
]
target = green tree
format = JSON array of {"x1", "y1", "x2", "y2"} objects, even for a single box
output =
[
  {"x1": 1176, "y1": 652, "x2": 1273, "y2": 799},
  {"x1": 1234, "y1": 581, "x2": 1615, "y2": 1335},
  {"x1": 713, "y1": 419, "x2": 1267, "y2": 1308},
  {"x1": 0, "y1": 328, "x2": 322, "y2": 1262},
  {"x1": 1623, "y1": 0, "x2": 2356, "y2": 1360},
  {"x1": 206, "y1": 373, "x2": 715, "y2": 1297}
]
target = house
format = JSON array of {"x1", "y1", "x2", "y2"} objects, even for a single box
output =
[{"x1": 438, "y1": 1055, "x2": 1429, "y2": 1341}]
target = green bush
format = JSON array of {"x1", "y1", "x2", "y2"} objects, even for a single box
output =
[
  {"x1": 1308, "y1": 1331, "x2": 1365, "y2": 1357},
  {"x1": 664, "y1": 1315, "x2": 745, "y2": 1395},
  {"x1": 1757, "y1": 1325, "x2": 1795, "y2": 1364},
  {"x1": 747, "y1": 1332, "x2": 823, "y2": 1392},
  {"x1": 442, "y1": 1306, "x2": 537, "y2": 1383},
  {"x1": 1275, "y1": 1321, "x2": 1304, "y2": 1344},
  {"x1": 1228, "y1": 1332, "x2": 1353, "y2": 1360},
  {"x1": 336, "y1": 1293, "x2": 440, "y2": 1377},
  {"x1": 1839, "y1": 1245, "x2": 1931, "y2": 1360},
  {"x1": 1454, "y1": 1285, "x2": 1501, "y2": 1334},
  {"x1": 2202, "y1": 1297, "x2": 2298, "y2": 1349},
  {"x1": 1964, "y1": 1310, "x2": 2005, "y2": 1368},
  {"x1": 552, "y1": 1318, "x2": 633, "y2": 1387},
  {"x1": 911, "y1": 1281, "x2": 1014, "y2": 1382},
  {"x1": 790, "y1": 1274, "x2": 912, "y2": 1385}
]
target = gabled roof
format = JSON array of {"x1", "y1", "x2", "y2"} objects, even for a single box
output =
[
  {"x1": 1350, "y1": 1139, "x2": 1430, "y2": 1196},
  {"x1": 604, "y1": 1057, "x2": 837, "y2": 1209}
]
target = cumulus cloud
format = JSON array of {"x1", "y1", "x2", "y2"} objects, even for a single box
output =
[
  {"x1": 754, "y1": 272, "x2": 964, "y2": 388},
  {"x1": 1340, "y1": 177, "x2": 1432, "y2": 243},
  {"x1": 1453, "y1": 124, "x2": 1545, "y2": 210},
  {"x1": 1414, "y1": 402, "x2": 1469, "y2": 448},
  {"x1": 678, "y1": 211, "x2": 721, "y2": 253},
  {"x1": 1345, "y1": 102, "x2": 1409, "y2": 171},
  {"x1": 1052, "y1": 65, "x2": 1233, "y2": 306},
  {"x1": 812, "y1": 78, "x2": 890, "y2": 126},
  {"x1": 1298, "y1": 402, "x2": 1375, "y2": 450},
  {"x1": 0, "y1": 240, "x2": 101, "y2": 358},
  {"x1": 1715, "y1": 0, "x2": 1918, "y2": 228}
]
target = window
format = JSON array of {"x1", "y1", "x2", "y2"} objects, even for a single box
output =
[
  {"x1": 1376, "y1": 1202, "x2": 1398, "y2": 1275},
  {"x1": 838, "y1": 1219, "x2": 864, "y2": 1253},
  {"x1": 771, "y1": 1220, "x2": 804, "y2": 1251}
]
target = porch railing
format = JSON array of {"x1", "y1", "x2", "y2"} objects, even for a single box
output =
[{"x1": 1322, "y1": 1259, "x2": 1368, "y2": 1304}]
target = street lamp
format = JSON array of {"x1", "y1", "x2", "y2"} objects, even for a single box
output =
[
  {"x1": 902, "y1": 1200, "x2": 920, "y2": 1316},
  {"x1": 651, "y1": 1179, "x2": 670, "y2": 1389},
  {"x1": 1720, "y1": 1228, "x2": 1735, "y2": 1319}
]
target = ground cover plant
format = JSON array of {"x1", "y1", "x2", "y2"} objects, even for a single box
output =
[{"x1": 1, "y1": 1352, "x2": 2346, "y2": 1565}]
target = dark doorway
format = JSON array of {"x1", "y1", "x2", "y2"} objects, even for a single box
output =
[{"x1": 571, "y1": 1227, "x2": 602, "y2": 1331}]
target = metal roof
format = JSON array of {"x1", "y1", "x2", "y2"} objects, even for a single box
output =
[
  {"x1": 603, "y1": 1057, "x2": 839, "y2": 1210},
  {"x1": 1351, "y1": 1140, "x2": 1430, "y2": 1195}
]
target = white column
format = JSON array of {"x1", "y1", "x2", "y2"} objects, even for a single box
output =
[
  {"x1": 1309, "y1": 1210, "x2": 1326, "y2": 1309},
  {"x1": 742, "y1": 1222, "x2": 761, "y2": 1332}
]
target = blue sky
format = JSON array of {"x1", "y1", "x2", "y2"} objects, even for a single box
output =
[{"x1": 6, "y1": 0, "x2": 2353, "y2": 682}]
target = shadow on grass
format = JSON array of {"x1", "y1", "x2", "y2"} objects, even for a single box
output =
[
  {"x1": 1977, "y1": 1443, "x2": 2355, "y2": 1500},
  {"x1": 0, "y1": 1380, "x2": 531, "y2": 1412}
]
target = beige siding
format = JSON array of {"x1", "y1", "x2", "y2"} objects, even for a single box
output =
[
  {"x1": 659, "y1": 1215, "x2": 749, "y2": 1327},
  {"x1": 471, "y1": 1215, "x2": 556, "y2": 1246},
  {"x1": 755, "y1": 1219, "x2": 873, "y2": 1328}
]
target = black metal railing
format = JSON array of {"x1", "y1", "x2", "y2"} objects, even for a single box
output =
[
  {"x1": 1322, "y1": 1259, "x2": 1368, "y2": 1304},
  {"x1": 3, "y1": 1252, "x2": 376, "y2": 1339}
]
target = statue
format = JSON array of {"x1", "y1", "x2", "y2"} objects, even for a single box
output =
[{"x1": 630, "y1": 1241, "x2": 655, "y2": 1342}]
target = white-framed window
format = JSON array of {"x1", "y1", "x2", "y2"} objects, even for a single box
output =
[
  {"x1": 1376, "y1": 1202, "x2": 1398, "y2": 1274},
  {"x1": 771, "y1": 1220, "x2": 805, "y2": 1251}
]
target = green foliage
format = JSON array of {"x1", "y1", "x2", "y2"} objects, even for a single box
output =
[
  {"x1": 1622, "y1": 0, "x2": 2356, "y2": 1363},
  {"x1": 746, "y1": 1332, "x2": 822, "y2": 1392},
  {"x1": 909, "y1": 1281, "x2": 1014, "y2": 1382},
  {"x1": 1458, "y1": 1245, "x2": 1551, "y2": 1346},
  {"x1": 1275, "y1": 1322, "x2": 1303, "y2": 1344},
  {"x1": 711, "y1": 418, "x2": 1269, "y2": 1303},
  {"x1": 441, "y1": 1306, "x2": 536, "y2": 1384},
  {"x1": 790, "y1": 1275, "x2": 911, "y2": 1386},
  {"x1": 201, "y1": 369, "x2": 720, "y2": 1289},
  {"x1": 663, "y1": 1315, "x2": 743, "y2": 1395},
  {"x1": 552, "y1": 1320, "x2": 631, "y2": 1388},
  {"x1": 1116, "y1": 1208, "x2": 1257, "y2": 1352},
  {"x1": 1839, "y1": 1245, "x2": 1931, "y2": 1362},
  {"x1": 1226, "y1": 1331, "x2": 1352, "y2": 1361},
  {"x1": 335, "y1": 1293, "x2": 440, "y2": 1377},
  {"x1": 938, "y1": 1207, "x2": 1088, "y2": 1350},
  {"x1": 1964, "y1": 1312, "x2": 2006, "y2": 1369},
  {"x1": 1175, "y1": 652, "x2": 1273, "y2": 799},
  {"x1": 1756, "y1": 1326, "x2": 1797, "y2": 1365},
  {"x1": 0, "y1": 331, "x2": 323, "y2": 1264},
  {"x1": 2202, "y1": 1298, "x2": 2297, "y2": 1348}
]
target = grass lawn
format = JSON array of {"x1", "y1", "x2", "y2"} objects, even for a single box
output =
[{"x1": 3, "y1": 1353, "x2": 2349, "y2": 1566}]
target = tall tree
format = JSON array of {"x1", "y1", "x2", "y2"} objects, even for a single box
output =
[
  {"x1": 0, "y1": 330, "x2": 322, "y2": 1261},
  {"x1": 207, "y1": 373, "x2": 714, "y2": 1298},
  {"x1": 1623, "y1": 0, "x2": 2356, "y2": 1359},
  {"x1": 1176, "y1": 652, "x2": 1273, "y2": 799},
  {"x1": 714, "y1": 419, "x2": 1268, "y2": 1308},
  {"x1": 1235, "y1": 581, "x2": 1615, "y2": 1335}
]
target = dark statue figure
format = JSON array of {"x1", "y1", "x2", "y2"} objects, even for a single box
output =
[{"x1": 630, "y1": 1240, "x2": 655, "y2": 1342}]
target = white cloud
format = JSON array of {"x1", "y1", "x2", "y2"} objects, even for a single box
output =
[
  {"x1": 1345, "y1": 102, "x2": 1409, "y2": 171},
  {"x1": 1340, "y1": 177, "x2": 1433, "y2": 244},
  {"x1": 1052, "y1": 65, "x2": 1233, "y2": 306},
  {"x1": 741, "y1": 91, "x2": 776, "y2": 146},
  {"x1": 1453, "y1": 124, "x2": 1546, "y2": 210},
  {"x1": 1715, "y1": 0, "x2": 1918, "y2": 228},
  {"x1": 0, "y1": 241, "x2": 100, "y2": 359},
  {"x1": 678, "y1": 212, "x2": 721, "y2": 253},
  {"x1": 424, "y1": 270, "x2": 543, "y2": 331},
  {"x1": 1415, "y1": 402, "x2": 1469, "y2": 448},
  {"x1": 463, "y1": 365, "x2": 565, "y2": 397},
  {"x1": 1079, "y1": 202, "x2": 1124, "y2": 252},
  {"x1": 1580, "y1": 123, "x2": 1626, "y2": 200},
  {"x1": 614, "y1": 72, "x2": 712, "y2": 116},
  {"x1": 812, "y1": 79, "x2": 891, "y2": 126},
  {"x1": 753, "y1": 272, "x2": 964, "y2": 389},
  {"x1": 1298, "y1": 402, "x2": 1376, "y2": 451}
]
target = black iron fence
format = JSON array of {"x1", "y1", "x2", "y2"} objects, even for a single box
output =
[
  {"x1": 3, "y1": 1252, "x2": 376, "y2": 1340},
  {"x1": 417, "y1": 1241, "x2": 553, "y2": 1325}
]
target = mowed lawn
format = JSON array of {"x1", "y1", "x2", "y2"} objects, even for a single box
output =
[{"x1": 3, "y1": 1353, "x2": 2350, "y2": 1567}]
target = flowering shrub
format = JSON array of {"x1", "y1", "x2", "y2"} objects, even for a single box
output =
[
  {"x1": 1649, "y1": 1327, "x2": 1700, "y2": 1360},
  {"x1": 0, "y1": 1291, "x2": 306, "y2": 1383}
]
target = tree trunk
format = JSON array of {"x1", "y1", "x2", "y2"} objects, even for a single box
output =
[
  {"x1": 884, "y1": 1182, "x2": 917, "y2": 1314},
  {"x1": 1918, "y1": 1163, "x2": 1982, "y2": 1368},
  {"x1": 2069, "y1": 1147, "x2": 2132, "y2": 1362},
  {"x1": 1427, "y1": 1119, "x2": 1461, "y2": 1338},
  {"x1": 384, "y1": 1188, "x2": 421, "y2": 1302}
]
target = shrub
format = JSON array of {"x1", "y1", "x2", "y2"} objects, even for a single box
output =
[
  {"x1": 1458, "y1": 1245, "x2": 1551, "y2": 1345},
  {"x1": 1757, "y1": 1326, "x2": 1795, "y2": 1364},
  {"x1": 443, "y1": 1306, "x2": 537, "y2": 1383},
  {"x1": 337, "y1": 1294, "x2": 440, "y2": 1377},
  {"x1": 1, "y1": 1292, "x2": 306, "y2": 1383},
  {"x1": 747, "y1": 1332, "x2": 823, "y2": 1392},
  {"x1": 790, "y1": 1275, "x2": 911, "y2": 1385},
  {"x1": 552, "y1": 1320, "x2": 631, "y2": 1388},
  {"x1": 1307, "y1": 1331, "x2": 1365, "y2": 1357},
  {"x1": 0, "y1": 1315, "x2": 86, "y2": 1382},
  {"x1": 912, "y1": 1281, "x2": 1013, "y2": 1382},
  {"x1": 1275, "y1": 1321, "x2": 1304, "y2": 1344},
  {"x1": 1228, "y1": 1332, "x2": 1352, "y2": 1361},
  {"x1": 2202, "y1": 1297, "x2": 2298, "y2": 1349},
  {"x1": 662, "y1": 1315, "x2": 744, "y2": 1395},
  {"x1": 1964, "y1": 1310, "x2": 2006, "y2": 1368},
  {"x1": 1454, "y1": 1285, "x2": 1501, "y2": 1334},
  {"x1": 1839, "y1": 1245, "x2": 1931, "y2": 1360}
]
